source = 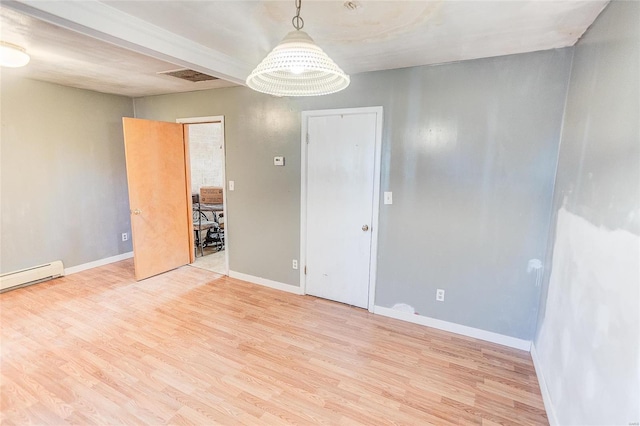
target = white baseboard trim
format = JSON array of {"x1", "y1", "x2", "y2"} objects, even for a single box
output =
[
  {"x1": 228, "y1": 270, "x2": 303, "y2": 295},
  {"x1": 373, "y1": 305, "x2": 531, "y2": 351},
  {"x1": 530, "y1": 343, "x2": 558, "y2": 426},
  {"x1": 64, "y1": 251, "x2": 133, "y2": 276}
]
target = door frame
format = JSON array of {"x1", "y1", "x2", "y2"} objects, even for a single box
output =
[
  {"x1": 177, "y1": 115, "x2": 229, "y2": 275},
  {"x1": 300, "y1": 106, "x2": 383, "y2": 312}
]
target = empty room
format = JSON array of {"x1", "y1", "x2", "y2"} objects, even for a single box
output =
[{"x1": 1, "y1": 1, "x2": 638, "y2": 425}]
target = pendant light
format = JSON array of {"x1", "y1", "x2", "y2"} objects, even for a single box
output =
[
  {"x1": 246, "y1": 0, "x2": 350, "y2": 97},
  {"x1": 0, "y1": 42, "x2": 30, "y2": 68}
]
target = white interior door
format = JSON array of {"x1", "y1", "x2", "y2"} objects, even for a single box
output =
[{"x1": 303, "y1": 108, "x2": 382, "y2": 309}]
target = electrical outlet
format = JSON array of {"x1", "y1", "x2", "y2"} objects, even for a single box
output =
[
  {"x1": 292, "y1": 259, "x2": 298, "y2": 270},
  {"x1": 121, "y1": 232, "x2": 128, "y2": 242},
  {"x1": 436, "y1": 289, "x2": 445, "y2": 302}
]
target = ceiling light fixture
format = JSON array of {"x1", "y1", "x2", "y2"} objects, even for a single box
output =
[
  {"x1": 0, "y1": 42, "x2": 30, "y2": 68},
  {"x1": 246, "y1": 0, "x2": 350, "y2": 97}
]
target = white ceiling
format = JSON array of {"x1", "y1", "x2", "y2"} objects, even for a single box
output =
[
  {"x1": 0, "y1": 7, "x2": 237, "y2": 97},
  {"x1": 1, "y1": 1, "x2": 608, "y2": 98}
]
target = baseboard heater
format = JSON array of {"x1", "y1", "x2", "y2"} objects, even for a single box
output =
[{"x1": 0, "y1": 261, "x2": 64, "y2": 292}]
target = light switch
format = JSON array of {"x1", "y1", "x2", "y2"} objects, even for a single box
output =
[
  {"x1": 274, "y1": 156, "x2": 285, "y2": 166},
  {"x1": 384, "y1": 191, "x2": 393, "y2": 205},
  {"x1": 228, "y1": 180, "x2": 235, "y2": 191}
]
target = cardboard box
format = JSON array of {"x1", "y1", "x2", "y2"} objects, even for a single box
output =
[{"x1": 200, "y1": 186, "x2": 223, "y2": 204}]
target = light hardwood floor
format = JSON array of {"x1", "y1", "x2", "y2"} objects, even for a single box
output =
[{"x1": 0, "y1": 260, "x2": 548, "y2": 425}]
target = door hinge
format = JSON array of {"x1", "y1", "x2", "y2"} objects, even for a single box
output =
[
  {"x1": 304, "y1": 266, "x2": 307, "y2": 275},
  {"x1": 306, "y1": 133, "x2": 310, "y2": 144}
]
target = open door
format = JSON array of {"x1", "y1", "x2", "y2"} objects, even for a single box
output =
[{"x1": 122, "y1": 118, "x2": 193, "y2": 280}]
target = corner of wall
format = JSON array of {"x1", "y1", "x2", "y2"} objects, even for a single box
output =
[
  {"x1": 530, "y1": 342, "x2": 559, "y2": 426},
  {"x1": 533, "y1": 45, "x2": 576, "y2": 342}
]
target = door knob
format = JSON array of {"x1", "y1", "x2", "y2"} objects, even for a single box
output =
[
  {"x1": 362, "y1": 224, "x2": 369, "y2": 231},
  {"x1": 132, "y1": 209, "x2": 142, "y2": 215}
]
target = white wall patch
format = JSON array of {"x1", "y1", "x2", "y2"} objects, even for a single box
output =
[
  {"x1": 391, "y1": 303, "x2": 415, "y2": 314},
  {"x1": 535, "y1": 208, "x2": 639, "y2": 425}
]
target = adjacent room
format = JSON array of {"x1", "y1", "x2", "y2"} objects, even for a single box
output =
[
  {"x1": 187, "y1": 120, "x2": 227, "y2": 275},
  {"x1": 1, "y1": 1, "x2": 638, "y2": 425}
]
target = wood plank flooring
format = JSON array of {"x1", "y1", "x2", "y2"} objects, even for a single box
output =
[{"x1": 0, "y1": 260, "x2": 548, "y2": 425}]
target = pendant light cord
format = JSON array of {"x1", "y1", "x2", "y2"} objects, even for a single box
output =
[{"x1": 292, "y1": 0, "x2": 304, "y2": 30}]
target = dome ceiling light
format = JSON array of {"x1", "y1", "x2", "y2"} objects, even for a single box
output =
[
  {"x1": 246, "y1": 0, "x2": 350, "y2": 97},
  {"x1": 0, "y1": 42, "x2": 30, "y2": 68}
]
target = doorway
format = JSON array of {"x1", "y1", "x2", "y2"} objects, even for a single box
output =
[
  {"x1": 300, "y1": 107, "x2": 383, "y2": 311},
  {"x1": 178, "y1": 116, "x2": 229, "y2": 276}
]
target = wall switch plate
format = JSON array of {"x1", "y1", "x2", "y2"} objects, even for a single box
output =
[
  {"x1": 292, "y1": 259, "x2": 298, "y2": 270},
  {"x1": 228, "y1": 180, "x2": 235, "y2": 191},
  {"x1": 384, "y1": 192, "x2": 393, "y2": 204},
  {"x1": 121, "y1": 232, "x2": 128, "y2": 242},
  {"x1": 274, "y1": 156, "x2": 285, "y2": 166},
  {"x1": 436, "y1": 289, "x2": 445, "y2": 302}
]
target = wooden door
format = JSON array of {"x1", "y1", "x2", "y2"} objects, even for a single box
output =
[
  {"x1": 304, "y1": 110, "x2": 379, "y2": 308},
  {"x1": 123, "y1": 118, "x2": 192, "y2": 280}
]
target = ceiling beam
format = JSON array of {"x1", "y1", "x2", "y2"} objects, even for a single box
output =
[{"x1": 3, "y1": 0, "x2": 252, "y2": 86}]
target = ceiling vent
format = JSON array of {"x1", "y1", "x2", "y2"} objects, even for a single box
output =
[{"x1": 159, "y1": 68, "x2": 218, "y2": 82}]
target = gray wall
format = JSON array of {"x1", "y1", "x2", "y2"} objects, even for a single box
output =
[
  {"x1": 1, "y1": 74, "x2": 134, "y2": 273},
  {"x1": 534, "y1": 1, "x2": 640, "y2": 424},
  {"x1": 135, "y1": 48, "x2": 572, "y2": 340}
]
